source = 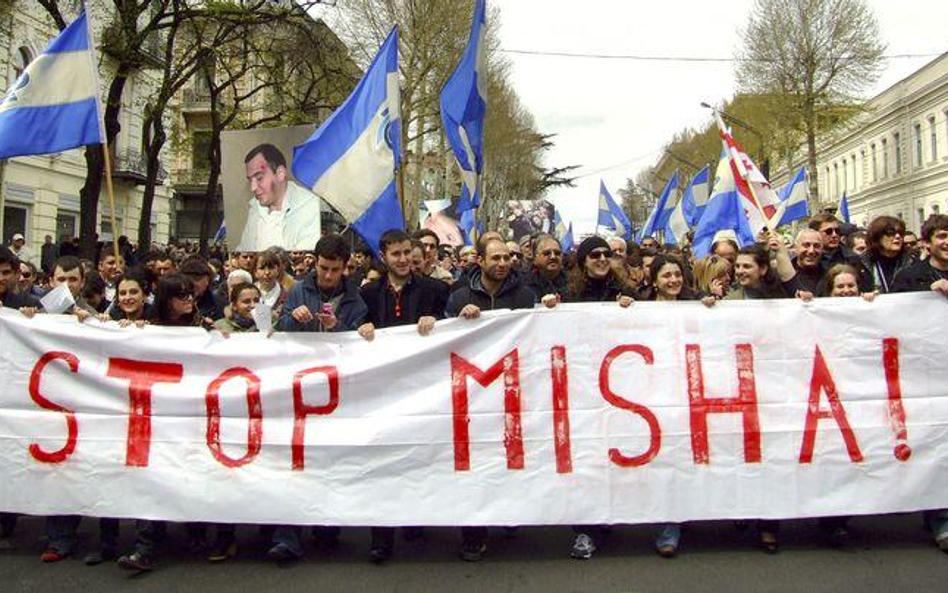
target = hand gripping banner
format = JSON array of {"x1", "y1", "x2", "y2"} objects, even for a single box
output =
[{"x1": 1, "y1": 295, "x2": 947, "y2": 525}]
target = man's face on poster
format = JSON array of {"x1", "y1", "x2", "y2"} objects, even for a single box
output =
[{"x1": 245, "y1": 153, "x2": 288, "y2": 212}]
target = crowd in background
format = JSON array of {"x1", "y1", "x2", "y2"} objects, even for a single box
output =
[{"x1": 2, "y1": 209, "x2": 948, "y2": 571}]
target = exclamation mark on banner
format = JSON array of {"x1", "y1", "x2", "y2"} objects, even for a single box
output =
[{"x1": 883, "y1": 338, "x2": 912, "y2": 462}]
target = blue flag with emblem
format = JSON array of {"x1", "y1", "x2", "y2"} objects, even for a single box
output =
[
  {"x1": 293, "y1": 27, "x2": 402, "y2": 254},
  {"x1": 554, "y1": 210, "x2": 574, "y2": 252},
  {"x1": 440, "y1": 0, "x2": 486, "y2": 212},
  {"x1": 636, "y1": 171, "x2": 679, "y2": 243},
  {"x1": 597, "y1": 180, "x2": 632, "y2": 239},
  {"x1": 0, "y1": 11, "x2": 104, "y2": 159}
]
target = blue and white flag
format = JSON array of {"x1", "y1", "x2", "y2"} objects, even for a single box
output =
[
  {"x1": 665, "y1": 166, "x2": 710, "y2": 246},
  {"x1": 0, "y1": 11, "x2": 104, "y2": 159},
  {"x1": 440, "y1": 0, "x2": 487, "y2": 212},
  {"x1": 839, "y1": 191, "x2": 851, "y2": 224},
  {"x1": 597, "y1": 180, "x2": 632, "y2": 239},
  {"x1": 459, "y1": 208, "x2": 482, "y2": 246},
  {"x1": 771, "y1": 167, "x2": 809, "y2": 227},
  {"x1": 293, "y1": 27, "x2": 402, "y2": 254},
  {"x1": 554, "y1": 210, "x2": 574, "y2": 252},
  {"x1": 636, "y1": 171, "x2": 679, "y2": 243},
  {"x1": 212, "y1": 221, "x2": 226, "y2": 243},
  {"x1": 692, "y1": 150, "x2": 756, "y2": 259}
]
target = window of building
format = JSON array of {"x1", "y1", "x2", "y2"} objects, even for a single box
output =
[
  {"x1": 842, "y1": 159, "x2": 848, "y2": 195},
  {"x1": 871, "y1": 144, "x2": 877, "y2": 180},
  {"x1": 55, "y1": 212, "x2": 78, "y2": 241},
  {"x1": 894, "y1": 132, "x2": 902, "y2": 174},
  {"x1": 918, "y1": 208, "x2": 926, "y2": 229},
  {"x1": 859, "y1": 150, "x2": 865, "y2": 189},
  {"x1": 934, "y1": 204, "x2": 942, "y2": 215},
  {"x1": 191, "y1": 130, "x2": 213, "y2": 172},
  {"x1": 882, "y1": 138, "x2": 889, "y2": 178},
  {"x1": 914, "y1": 123, "x2": 923, "y2": 166},
  {"x1": 930, "y1": 116, "x2": 938, "y2": 161},
  {"x1": 3, "y1": 204, "x2": 28, "y2": 244},
  {"x1": 12, "y1": 46, "x2": 33, "y2": 80},
  {"x1": 833, "y1": 163, "x2": 839, "y2": 197}
]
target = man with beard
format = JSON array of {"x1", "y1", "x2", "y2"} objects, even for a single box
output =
[
  {"x1": 444, "y1": 237, "x2": 535, "y2": 563},
  {"x1": 357, "y1": 229, "x2": 447, "y2": 563},
  {"x1": 525, "y1": 234, "x2": 567, "y2": 305}
]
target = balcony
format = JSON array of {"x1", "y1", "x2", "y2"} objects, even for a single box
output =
[
  {"x1": 173, "y1": 168, "x2": 214, "y2": 191},
  {"x1": 101, "y1": 24, "x2": 165, "y2": 70},
  {"x1": 111, "y1": 150, "x2": 169, "y2": 185},
  {"x1": 181, "y1": 88, "x2": 220, "y2": 114}
]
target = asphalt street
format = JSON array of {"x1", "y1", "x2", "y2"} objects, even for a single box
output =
[{"x1": 2, "y1": 514, "x2": 948, "y2": 592}]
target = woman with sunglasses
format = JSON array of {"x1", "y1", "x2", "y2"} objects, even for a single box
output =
[
  {"x1": 117, "y1": 273, "x2": 211, "y2": 572},
  {"x1": 563, "y1": 236, "x2": 634, "y2": 560},
  {"x1": 565, "y1": 236, "x2": 636, "y2": 307},
  {"x1": 861, "y1": 216, "x2": 914, "y2": 293}
]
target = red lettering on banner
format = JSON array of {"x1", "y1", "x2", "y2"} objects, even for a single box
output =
[
  {"x1": 599, "y1": 345, "x2": 661, "y2": 467},
  {"x1": 550, "y1": 346, "x2": 572, "y2": 474},
  {"x1": 205, "y1": 367, "x2": 263, "y2": 468},
  {"x1": 292, "y1": 366, "x2": 339, "y2": 471},
  {"x1": 28, "y1": 352, "x2": 80, "y2": 463},
  {"x1": 451, "y1": 350, "x2": 524, "y2": 471},
  {"x1": 883, "y1": 338, "x2": 912, "y2": 461},
  {"x1": 106, "y1": 358, "x2": 184, "y2": 467},
  {"x1": 798, "y1": 346, "x2": 863, "y2": 463},
  {"x1": 686, "y1": 344, "x2": 761, "y2": 464}
]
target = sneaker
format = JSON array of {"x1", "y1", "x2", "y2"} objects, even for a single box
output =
[
  {"x1": 369, "y1": 545, "x2": 393, "y2": 564},
  {"x1": 459, "y1": 540, "x2": 487, "y2": 562},
  {"x1": 40, "y1": 548, "x2": 68, "y2": 563},
  {"x1": 656, "y1": 544, "x2": 677, "y2": 558},
  {"x1": 84, "y1": 546, "x2": 117, "y2": 566},
  {"x1": 570, "y1": 533, "x2": 596, "y2": 560},
  {"x1": 116, "y1": 550, "x2": 155, "y2": 572},
  {"x1": 267, "y1": 542, "x2": 302, "y2": 564},
  {"x1": 207, "y1": 539, "x2": 237, "y2": 563}
]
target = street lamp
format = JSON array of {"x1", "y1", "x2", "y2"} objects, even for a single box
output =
[{"x1": 701, "y1": 102, "x2": 769, "y2": 178}]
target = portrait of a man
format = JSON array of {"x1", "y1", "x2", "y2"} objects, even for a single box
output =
[{"x1": 237, "y1": 143, "x2": 322, "y2": 252}]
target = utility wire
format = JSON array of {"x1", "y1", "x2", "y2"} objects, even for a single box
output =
[{"x1": 499, "y1": 49, "x2": 943, "y2": 63}]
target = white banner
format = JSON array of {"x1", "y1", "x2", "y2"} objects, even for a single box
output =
[{"x1": 2, "y1": 294, "x2": 948, "y2": 525}]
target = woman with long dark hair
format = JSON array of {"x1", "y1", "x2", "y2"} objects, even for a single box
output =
[{"x1": 862, "y1": 216, "x2": 914, "y2": 293}]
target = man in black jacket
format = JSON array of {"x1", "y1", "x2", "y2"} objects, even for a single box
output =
[
  {"x1": 891, "y1": 214, "x2": 948, "y2": 551},
  {"x1": 446, "y1": 237, "x2": 535, "y2": 319},
  {"x1": 525, "y1": 234, "x2": 568, "y2": 304},
  {"x1": 444, "y1": 237, "x2": 534, "y2": 562},
  {"x1": 356, "y1": 229, "x2": 447, "y2": 562}
]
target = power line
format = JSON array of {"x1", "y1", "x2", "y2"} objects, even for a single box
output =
[
  {"x1": 573, "y1": 147, "x2": 664, "y2": 180},
  {"x1": 499, "y1": 48, "x2": 943, "y2": 63}
]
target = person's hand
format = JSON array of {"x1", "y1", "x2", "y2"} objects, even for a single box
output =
[
  {"x1": 19, "y1": 307, "x2": 37, "y2": 318},
  {"x1": 541, "y1": 294, "x2": 559, "y2": 309},
  {"x1": 218, "y1": 327, "x2": 231, "y2": 339},
  {"x1": 291, "y1": 305, "x2": 314, "y2": 324},
  {"x1": 861, "y1": 291, "x2": 878, "y2": 302},
  {"x1": 617, "y1": 295, "x2": 633, "y2": 308},
  {"x1": 358, "y1": 323, "x2": 376, "y2": 342},
  {"x1": 97, "y1": 313, "x2": 111, "y2": 323},
  {"x1": 266, "y1": 329, "x2": 275, "y2": 338},
  {"x1": 795, "y1": 290, "x2": 814, "y2": 303},
  {"x1": 459, "y1": 304, "x2": 481, "y2": 319},
  {"x1": 931, "y1": 279, "x2": 948, "y2": 297},
  {"x1": 316, "y1": 311, "x2": 338, "y2": 331},
  {"x1": 766, "y1": 230, "x2": 784, "y2": 252},
  {"x1": 701, "y1": 296, "x2": 718, "y2": 308},
  {"x1": 709, "y1": 277, "x2": 727, "y2": 298},
  {"x1": 417, "y1": 316, "x2": 436, "y2": 336},
  {"x1": 73, "y1": 308, "x2": 91, "y2": 323}
]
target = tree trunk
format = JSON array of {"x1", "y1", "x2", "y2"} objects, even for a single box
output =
[
  {"x1": 137, "y1": 122, "x2": 166, "y2": 253},
  {"x1": 199, "y1": 138, "x2": 221, "y2": 256}
]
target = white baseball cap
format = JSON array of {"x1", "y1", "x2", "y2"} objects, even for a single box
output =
[{"x1": 11, "y1": 233, "x2": 24, "y2": 242}]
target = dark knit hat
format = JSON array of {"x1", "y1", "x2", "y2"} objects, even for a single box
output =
[{"x1": 576, "y1": 235, "x2": 611, "y2": 265}]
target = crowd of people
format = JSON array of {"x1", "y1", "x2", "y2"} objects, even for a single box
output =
[{"x1": 2, "y1": 210, "x2": 948, "y2": 571}]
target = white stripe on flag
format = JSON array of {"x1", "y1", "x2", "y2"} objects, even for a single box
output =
[{"x1": 0, "y1": 51, "x2": 98, "y2": 113}]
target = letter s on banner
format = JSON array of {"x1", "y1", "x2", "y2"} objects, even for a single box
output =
[
  {"x1": 205, "y1": 367, "x2": 263, "y2": 468},
  {"x1": 28, "y1": 352, "x2": 80, "y2": 463},
  {"x1": 599, "y1": 345, "x2": 661, "y2": 467}
]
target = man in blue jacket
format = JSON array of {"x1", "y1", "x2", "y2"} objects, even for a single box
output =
[{"x1": 269, "y1": 234, "x2": 367, "y2": 563}]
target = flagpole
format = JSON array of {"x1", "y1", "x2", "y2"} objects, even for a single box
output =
[{"x1": 100, "y1": 143, "x2": 120, "y2": 262}]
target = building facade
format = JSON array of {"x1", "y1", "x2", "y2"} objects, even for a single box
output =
[
  {"x1": 0, "y1": 1, "x2": 174, "y2": 257},
  {"x1": 811, "y1": 52, "x2": 948, "y2": 231}
]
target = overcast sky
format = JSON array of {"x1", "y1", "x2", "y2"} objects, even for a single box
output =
[{"x1": 491, "y1": 0, "x2": 948, "y2": 235}]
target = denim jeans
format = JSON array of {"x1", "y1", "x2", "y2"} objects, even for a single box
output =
[
  {"x1": 272, "y1": 525, "x2": 303, "y2": 556},
  {"x1": 654, "y1": 523, "x2": 682, "y2": 549},
  {"x1": 926, "y1": 509, "x2": 948, "y2": 542},
  {"x1": 46, "y1": 515, "x2": 81, "y2": 554}
]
